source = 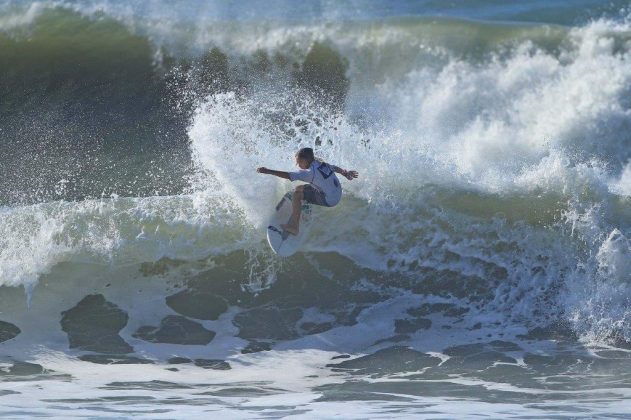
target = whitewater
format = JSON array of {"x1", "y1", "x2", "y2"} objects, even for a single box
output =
[{"x1": 1, "y1": 0, "x2": 631, "y2": 418}]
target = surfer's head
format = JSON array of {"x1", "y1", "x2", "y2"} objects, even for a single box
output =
[{"x1": 296, "y1": 147, "x2": 314, "y2": 169}]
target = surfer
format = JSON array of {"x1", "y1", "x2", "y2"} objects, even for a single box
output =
[{"x1": 257, "y1": 147, "x2": 358, "y2": 235}]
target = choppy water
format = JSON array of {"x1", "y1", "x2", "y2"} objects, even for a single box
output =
[{"x1": 2, "y1": 0, "x2": 631, "y2": 418}]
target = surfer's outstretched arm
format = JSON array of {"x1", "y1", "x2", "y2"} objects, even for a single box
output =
[
  {"x1": 330, "y1": 165, "x2": 359, "y2": 181},
  {"x1": 257, "y1": 167, "x2": 290, "y2": 180}
]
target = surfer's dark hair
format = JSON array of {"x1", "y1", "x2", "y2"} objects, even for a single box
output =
[{"x1": 297, "y1": 147, "x2": 315, "y2": 163}]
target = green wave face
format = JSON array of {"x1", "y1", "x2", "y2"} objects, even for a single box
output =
[{"x1": 0, "y1": 7, "x2": 581, "y2": 203}]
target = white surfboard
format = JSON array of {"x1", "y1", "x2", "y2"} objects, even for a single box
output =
[{"x1": 266, "y1": 192, "x2": 312, "y2": 257}]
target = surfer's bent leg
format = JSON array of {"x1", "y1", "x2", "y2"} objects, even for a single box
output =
[{"x1": 282, "y1": 185, "x2": 304, "y2": 235}]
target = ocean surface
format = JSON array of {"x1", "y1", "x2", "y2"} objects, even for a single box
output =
[{"x1": 1, "y1": 0, "x2": 631, "y2": 418}]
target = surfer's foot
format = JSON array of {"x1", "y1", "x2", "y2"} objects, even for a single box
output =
[{"x1": 281, "y1": 224, "x2": 299, "y2": 235}]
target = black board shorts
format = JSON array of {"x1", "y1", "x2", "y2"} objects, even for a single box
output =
[{"x1": 303, "y1": 185, "x2": 331, "y2": 207}]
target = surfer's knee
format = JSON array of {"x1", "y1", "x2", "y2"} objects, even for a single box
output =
[{"x1": 294, "y1": 185, "x2": 304, "y2": 198}]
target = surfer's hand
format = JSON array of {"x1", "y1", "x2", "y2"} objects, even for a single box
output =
[
  {"x1": 257, "y1": 167, "x2": 269, "y2": 174},
  {"x1": 344, "y1": 170, "x2": 358, "y2": 180}
]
